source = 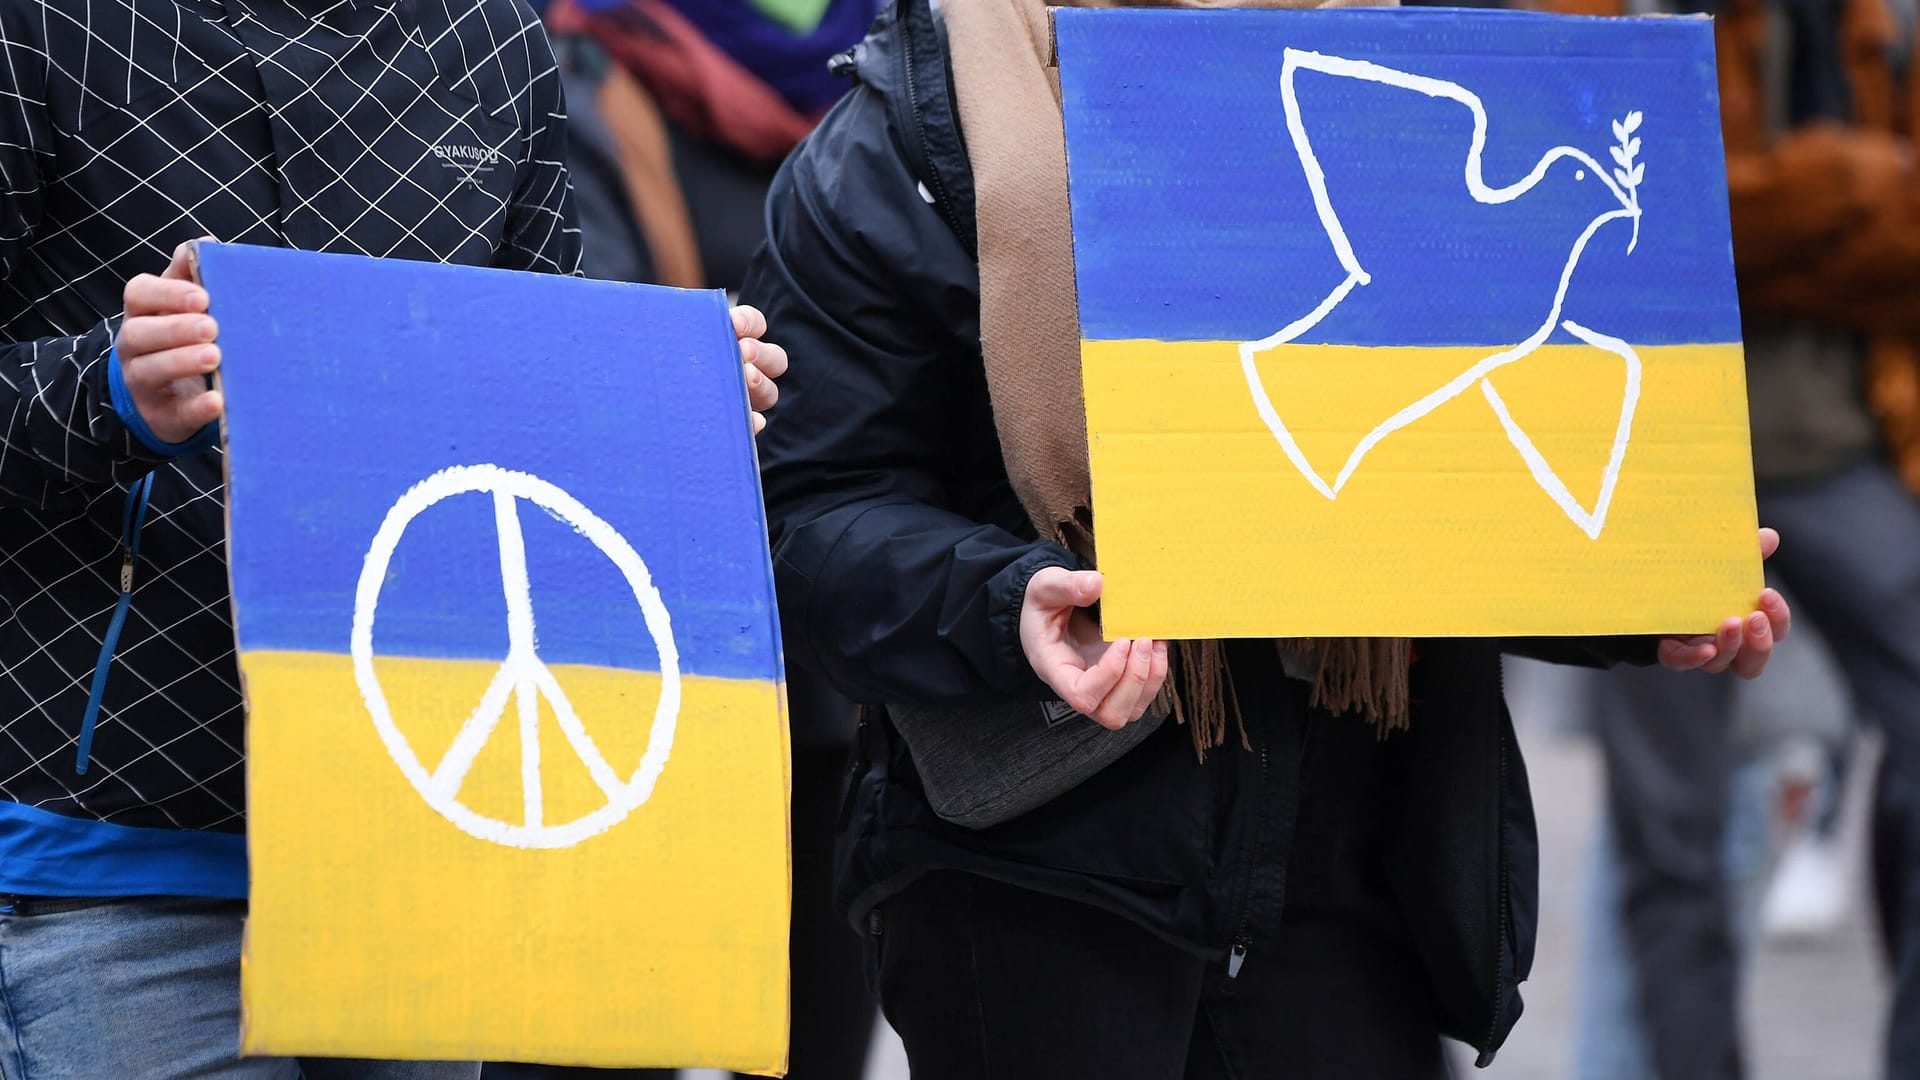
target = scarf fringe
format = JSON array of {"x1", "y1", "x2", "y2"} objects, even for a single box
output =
[
  {"x1": 1167, "y1": 639, "x2": 1246, "y2": 761},
  {"x1": 1280, "y1": 637, "x2": 1413, "y2": 739}
]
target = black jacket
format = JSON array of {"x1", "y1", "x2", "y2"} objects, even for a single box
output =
[
  {"x1": 741, "y1": 0, "x2": 1650, "y2": 1062},
  {"x1": 0, "y1": 0, "x2": 579, "y2": 895}
]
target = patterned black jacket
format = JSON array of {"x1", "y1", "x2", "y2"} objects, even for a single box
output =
[{"x1": 0, "y1": 0, "x2": 580, "y2": 897}]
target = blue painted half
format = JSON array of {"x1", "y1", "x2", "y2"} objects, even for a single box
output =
[
  {"x1": 1056, "y1": 7, "x2": 1741, "y2": 348},
  {"x1": 204, "y1": 243, "x2": 781, "y2": 682}
]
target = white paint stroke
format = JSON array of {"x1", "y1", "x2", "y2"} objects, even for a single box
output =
[
  {"x1": 350, "y1": 464, "x2": 684, "y2": 850},
  {"x1": 427, "y1": 663, "x2": 514, "y2": 800},
  {"x1": 535, "y1": 659, "x2": 625, "y2": 801},
  {"x1": 1480, "y1": 319, "x2": 1643, "y2": 539},
  {"x1": 493, "y1": 490, "x2": 545, "y2": 830},
  {"x1": 1239, "y1": 48, "x2": 1646, "y2": 538}
]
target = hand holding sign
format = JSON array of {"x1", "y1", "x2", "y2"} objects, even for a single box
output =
[
  {"x1": 1657, "y1": 528, "x2": 1793, "y2": 678},
  {"x1": 732, "y1": 304, "x2": 787, "y2": 435},
  {"x1": 121, "y1": 242, "x2": 788, "y2": 445},
  {"x1": 1020, "y1": 568, "x2": 1170, "y2": 729},
  {"x1": 117, "y1": 240, "x2": 222, "y2": 445}
]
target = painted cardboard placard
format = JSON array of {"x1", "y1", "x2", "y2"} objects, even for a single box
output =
[
  {"x1": 201, "y1": 243, "x2": 790, "y2": 1073},
  {"x1": 1057, "y1": 8, "x2": 1760, "y2": 639}
]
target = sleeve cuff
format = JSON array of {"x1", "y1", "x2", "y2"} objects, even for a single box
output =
[
  {"x1": 988, "y1": 544, "x2": 1083, "y2": 698},
  {"x1": 107, "y1": 345, "x2": 220, "y2": 457}
]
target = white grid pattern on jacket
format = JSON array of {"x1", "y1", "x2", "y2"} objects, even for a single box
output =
[{"x1": 0, "y1": 0, "x2": 581, "y2": 834}]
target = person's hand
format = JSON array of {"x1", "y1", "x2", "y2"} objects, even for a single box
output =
[
  {"x1": 1019, "y1": 567, "x2": 1170, "y2": 729},
  {"x1": 116, "y1": 240, "x2": 221, "y2": 444},
  {"x1": 731, "y1": 305, "x2": 787, "y2": 436},
  {"x1": 1657, "y1": 527, "x2": 1792, "y2": 679}
]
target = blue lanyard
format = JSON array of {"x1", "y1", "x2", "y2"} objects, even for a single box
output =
[{"x1": 76, "y1": 473, "x2": 156, "y2": 775}]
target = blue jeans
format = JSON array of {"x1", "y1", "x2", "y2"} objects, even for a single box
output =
[
  {"x1": 1573, "y1": 753, "x2": 1780, "y2": 1080},
  {"x1": 0, "y1": 895, "x2": 480, "y2": 1080}
]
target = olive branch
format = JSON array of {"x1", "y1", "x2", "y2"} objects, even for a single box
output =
[{"x1": 1610, "y1": 111, "x2": 1645, "y2": 213}]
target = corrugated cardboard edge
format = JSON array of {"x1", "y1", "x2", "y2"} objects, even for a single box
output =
[
  {"x1": 185, "y1": 240, "x2": 269, "y2": 1058},
  {"x1": 708, "y1": 285, "x2": 795, "y2": 1079}
]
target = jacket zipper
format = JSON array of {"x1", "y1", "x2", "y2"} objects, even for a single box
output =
[
  {"x1": 1223, "y1": 734, "x2": 1272, "y2": 981},
  {"x1": 1479, "y1": 658, "x2": 1513, "y2": 1065},
  {"x1": 76, "y1": 473, "x2": 155, "y2": 775},
  {"x1": 898, "y1": 15, "x2": 969, "y2": 249}
]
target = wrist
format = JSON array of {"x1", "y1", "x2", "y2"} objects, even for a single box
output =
[
  {"x1": 107, "y1": 345, "x2": 219, "y2": 457},
  {"x1": 994, "y1": 546, "x2": 1081, "y2": 697}
]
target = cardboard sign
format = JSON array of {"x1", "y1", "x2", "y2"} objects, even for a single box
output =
[
  {"x1": 1057, "y1": 8, "x2": 1760, "y2": 639},
  {"x1": 202, "y1": 243, "x2": 790, "y2": 1072}
]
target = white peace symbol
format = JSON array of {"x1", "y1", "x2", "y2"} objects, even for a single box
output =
[{"x1": 350, "y1": 464, "x2": 681, "y2": 849}]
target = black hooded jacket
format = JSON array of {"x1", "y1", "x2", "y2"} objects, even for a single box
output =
[{"x1": 740, "y1": 0, "x2": 1653, "y2": 1062}]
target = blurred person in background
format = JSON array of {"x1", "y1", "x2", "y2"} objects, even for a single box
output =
[
  {"x1": 1543, "y1": 0, "x2": 1920, "y2": 1074},
  {"x1": 483, "y1": 3, "x2": 884, "y2": 1080},
  {"x1": 1572, "y1": 614, "x2": 1855, "y2": 1080},
  {"x1": 1762, "y1": 720, "x2": 1860, "y2": 939},
  {"x1": 543, "y1": 0, "x2": 880, "y2": 290}
]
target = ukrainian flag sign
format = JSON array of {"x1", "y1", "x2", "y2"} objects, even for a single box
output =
[
  {"x1": 202, "y1": 244, "x2": 789, "y2": 1072},
  {"x1": 1058, "y1": 8, "x2": 1761, "y2": 639}
]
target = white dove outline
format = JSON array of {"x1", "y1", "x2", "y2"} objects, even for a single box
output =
[{"x1": 1238, "y1": 48, "x2": 1646, "y2": 539}]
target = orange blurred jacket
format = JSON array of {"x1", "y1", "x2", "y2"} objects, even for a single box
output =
[{"x1": 1552, "y1": 0, "x2": 1920, "y2": 494}]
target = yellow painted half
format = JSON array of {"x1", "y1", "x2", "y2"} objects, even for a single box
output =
[
  {"x1": 240, "y1": 651, "x2": 791, "y2": 1074},
  {"x1": 1083, "y1": 339, "x2": 1762, "y2": 639}
]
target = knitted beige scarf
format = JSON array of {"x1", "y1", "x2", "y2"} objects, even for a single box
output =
[{"x1": 944, "y1": 0, "x2": 1410, "y2": 755}]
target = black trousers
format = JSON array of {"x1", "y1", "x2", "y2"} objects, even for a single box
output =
[{"x1": 872, "y1": 713, "x2": 1450, "y2": 1080}]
